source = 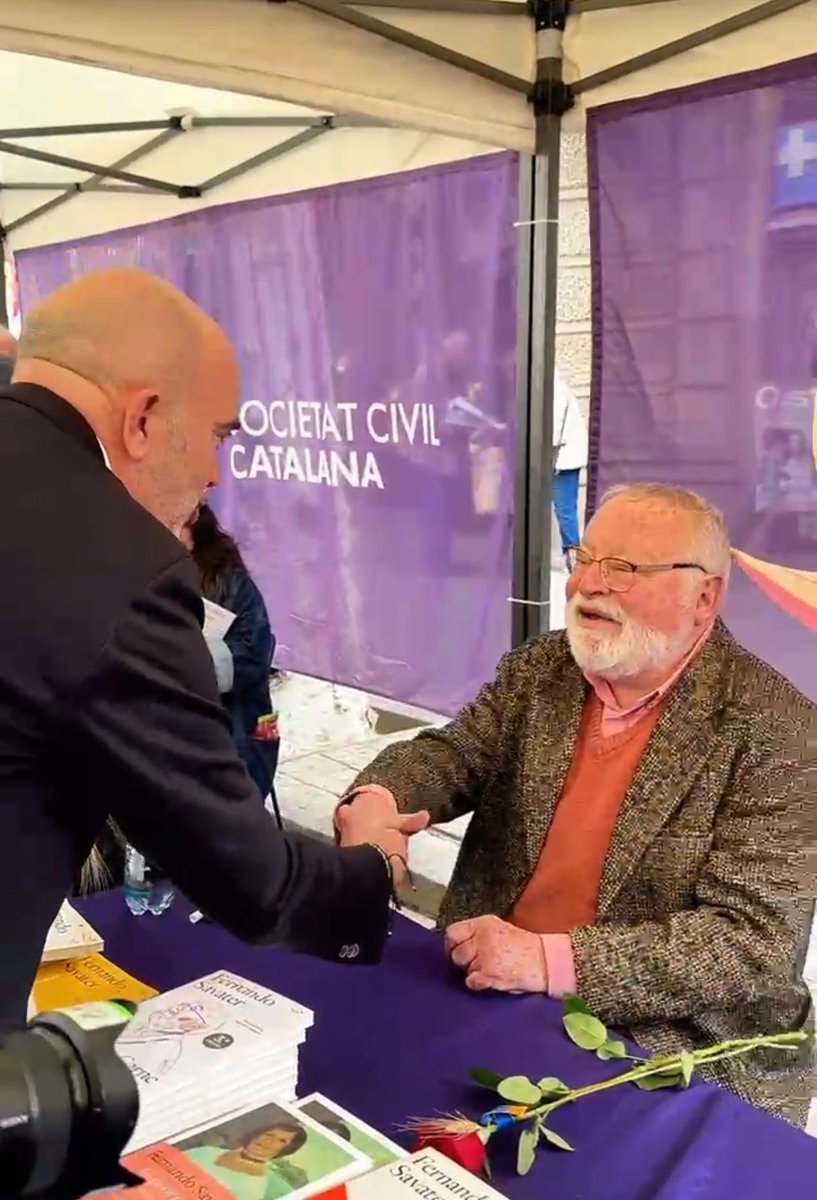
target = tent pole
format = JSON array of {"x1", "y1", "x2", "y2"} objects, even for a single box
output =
[
  {"x1": 0, "y1": 120, "x2": 176, "y2": 139},
  {"x1": 511, "y1": 0, "x2": 572, "y2": 647},
  {"x1": 197, "y1": 125, "x2": 331, "y2": 192},
  {"x1": 572, "y1": 0, "x2": 679, "y2": 11},
  {"x1": 335, "y1": 0, "x2": 522, "y2": 11},
  {"x1": 289, "y1": 0, "x2": 530, "y2": 93},
  {"x1": 3, "y1": 128, "x2": 183, "y2": 237},
  {"x1": 0, "y1": 138, "x2": 194, "y2": 196},
  {"x1": 573, "y1": 0, "x2": 810, "y2": 94}
]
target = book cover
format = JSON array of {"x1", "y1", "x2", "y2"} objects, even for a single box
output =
[
  {"x1": 102, "y1": 1100, "x2": 372, "y2": 1200},
  {"x1": 294, "y1": 1095, "x2": 406, "y2": 1169},
  {"x1": 31, "y1": 953, "x2": 156, "y2": 1014},
  {"x1": 313, "y1": 1149, "x2": 510, "y2": 1200},
  {"x1": 41, "y1": 901, "x2": 104, "y2": 964},
  {"x1": 116, "y1": 969, "x2": 313, "y2": 1088}
]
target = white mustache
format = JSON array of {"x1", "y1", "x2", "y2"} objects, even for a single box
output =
[{"x1": 569, "y1": 596, "x2": 625, "y2": 623}]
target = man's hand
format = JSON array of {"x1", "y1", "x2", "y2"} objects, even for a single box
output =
[
  {"x1": 445, "y1": 914, "x2": 548, "y2": 993},
  {"x1": 335, "y1": 788, "x2": 429, "y2": 887},
  {"x1": 334, "y1": 785, "x2": 400, "y2": 831}
]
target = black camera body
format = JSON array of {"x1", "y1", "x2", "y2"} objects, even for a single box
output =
[{"x1": 0, "y1": 1001, "x2": 142, "y2": 1200}]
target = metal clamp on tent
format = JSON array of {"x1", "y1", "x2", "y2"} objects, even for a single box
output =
[{"x1": 528, "y1": 0, "x2": 574, "y2": 118}]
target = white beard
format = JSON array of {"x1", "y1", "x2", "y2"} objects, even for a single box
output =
[{"x1": 566, "y1": 595, "x2": 693, "y2": 681}]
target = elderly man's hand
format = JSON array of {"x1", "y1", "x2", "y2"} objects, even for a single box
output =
[
  {"x1": 445, "y1": 914, "x2": 548, "y2": 993},
  {"x1": 335, "y1": 789, "x2": 429, "y2": 886}
]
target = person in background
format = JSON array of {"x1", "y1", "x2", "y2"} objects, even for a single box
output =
[
  {"x1": 183, "y1": 503, "x2": 278, "y2": 804},
  {"x1": 0, "y1": 325, "x2": 17, "y2": 385},
  {"x1": 552, "y1": 369, "x2": 587, "y2": 570}
]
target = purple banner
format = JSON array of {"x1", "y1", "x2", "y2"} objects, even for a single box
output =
[
  {"x1": 16, "y1": 154, "x2": 518, "y2": 713},
  {"x1": 588, "y1": 59, "x2": 817, "y2": 701}
]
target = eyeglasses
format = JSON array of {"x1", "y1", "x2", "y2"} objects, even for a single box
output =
[{"x1": 565, "y1": 546, "x2": 708, "y2": 594}]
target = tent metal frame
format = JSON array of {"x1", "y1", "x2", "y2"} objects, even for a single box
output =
[{"x1": 0, "y1": 0, "x2": 808, "y2": 646}]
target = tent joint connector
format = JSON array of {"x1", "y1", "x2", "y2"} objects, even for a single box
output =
[
  {"x1": 527, "y1": 0, "x2": 569, "y2": 30},
  {"x1": 177, "y1": 185, "x2": 202, "y2": 199},
  {"x1": 530, "y1": 78, "x2": 574, "y2": 118}
]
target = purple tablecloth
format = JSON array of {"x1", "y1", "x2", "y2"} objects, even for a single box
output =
[{"x1": 77, "y1": 893, "x2": 816, "y2": 1200}]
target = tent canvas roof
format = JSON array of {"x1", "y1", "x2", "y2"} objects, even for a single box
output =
[{"x1": 1, "y1": 1, "x2": 816, "y2": 251}]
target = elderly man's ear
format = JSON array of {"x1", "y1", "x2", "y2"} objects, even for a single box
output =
[{"x1": 695, "y1": 574, "x2": 726, "y2": 625}]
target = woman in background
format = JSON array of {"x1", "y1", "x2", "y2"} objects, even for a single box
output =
[{"x1": 184, "y1": 503, "x2": 278, "y2": 805}]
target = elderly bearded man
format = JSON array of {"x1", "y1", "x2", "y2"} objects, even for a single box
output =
[{"x1": 341, "y1": 484, "x2": 816, "y2": 1126}]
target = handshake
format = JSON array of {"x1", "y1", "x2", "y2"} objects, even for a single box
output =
[{"x1": 334, "y1": 786, "x2": 429, "y2": 887}]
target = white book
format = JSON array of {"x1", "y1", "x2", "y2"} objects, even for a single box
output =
[
  {"x1": 117, "y1": 970, "x2": 311, "y2": 1149},
  {"x1": 134, "y1": 1074, "x2": 299, "y2": 1152},
  {"x1": 41, "y1": 901, "x2": 104, "y2": 964},
  {"x1": 130, "y1": 1072, "x2": 299, "y2": 1151},
  {"x1": 116, "y1": 969, "x2": 312, "y2": 1087},
  {"x1": 313, "y1": 1148, "x2": 511, "y2": 1199}
]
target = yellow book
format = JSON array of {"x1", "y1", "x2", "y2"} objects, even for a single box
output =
[{"x1": 31, "y1": 953, "x2": 157, "y2": 1015}]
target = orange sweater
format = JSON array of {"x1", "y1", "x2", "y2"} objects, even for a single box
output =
[{"x1": 509, "y1": 691, "x2": 665, "y2": 935}]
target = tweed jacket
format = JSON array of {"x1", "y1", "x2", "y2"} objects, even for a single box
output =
[{"x1": 353, "y1": 622, "x2": 817, "y2": 1126}]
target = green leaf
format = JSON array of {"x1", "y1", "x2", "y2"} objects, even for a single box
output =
[
  {"x1": 562, "y1": 994, "x2": 592, "y2": 1016},
  {"x1": 535, "y1": 1076, "x2": 571, "y2": 1099},
  {"x1": 498, "y1": 1075, "x2": 543, "y2": 1106},
  {"x1": 469, "y1": 1068, "x2": 505, "y2": 1091},
  {"x1": 542, "y1": 1126, "x2": 574, "y2": 1152},
  {"x1": 517, "y1": 1126, "x2": 539, "y2": 1175},
  {"x1": 563, "y1": 1011, "x2": 608, "y2": 1051},
  {"x1": 680, "y1": 1051, "x2": 695, "y2": 1088},
  {"x1": 597, "y1": 1039, "x2": 628, "y2": 1061},
  {"x1": 634, "y1": 1071, "x2": 683, "y2": 1091}
]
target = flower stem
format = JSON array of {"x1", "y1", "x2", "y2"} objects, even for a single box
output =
[{"x1": 519, "y1": 1030, "x2": 808, "y2": 1127}]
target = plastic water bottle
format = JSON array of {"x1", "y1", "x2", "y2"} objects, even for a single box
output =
[{"x1": 123, "y1": 846, "x2": 175, "y2": 916}]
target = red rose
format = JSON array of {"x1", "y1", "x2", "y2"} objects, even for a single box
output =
[{"x1": 412, "y1": 1129, "x2": 487, "y2": 1175}]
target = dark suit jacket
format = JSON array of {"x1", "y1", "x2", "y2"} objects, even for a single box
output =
[
  {"x1": 0, "y1": 384, "x2": 390, "y2": 1033},
  {"x1": 353, "y1": 623, "x2": 817, "y2": 1125}
]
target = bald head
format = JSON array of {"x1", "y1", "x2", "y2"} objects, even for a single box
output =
[
  {"x1": 17, "y1": 267, "x2": 230, "y2": 401},
  {"x1": 15, "y1": 268, "x2": 240, "y2": 536}
]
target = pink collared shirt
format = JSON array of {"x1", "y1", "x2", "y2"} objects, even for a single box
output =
[
  {"x1": 542, "y1": 620, "x2": 715, "y2": 997},
  {"x1": 583, "y1": 620, "x2": 715, "y2": 738}
]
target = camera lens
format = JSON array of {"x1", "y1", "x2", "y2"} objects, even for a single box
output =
[
  {"x1": 0, "y1": 1003, "x2": 139, "y2": 1199},
  {"x1": 0, "y1": 1029, "x2": 82, "y2": 1195}
]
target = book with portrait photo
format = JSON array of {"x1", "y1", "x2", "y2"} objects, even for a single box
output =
[
  {"x1": 117, "y1": 1099, "x2": 372, "y2": 1200},
  {"x1": 294, "y1": 1094, "x2": 406, "y2": 1169}
]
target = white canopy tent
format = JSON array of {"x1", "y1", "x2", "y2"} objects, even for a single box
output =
[
  {"x1": 0, "y1": 0, "x2": 815, "y2": 641},
  {"x1": 0, "y1": 1, "x2": 814, "y2": 164},
  {"x1": 0, "y1": 53, "x2": 496, "y2": 252}
]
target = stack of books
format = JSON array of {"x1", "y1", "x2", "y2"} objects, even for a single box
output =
[{"x1": 116, "y1": 969, "x2": 313, "y2": 1152}]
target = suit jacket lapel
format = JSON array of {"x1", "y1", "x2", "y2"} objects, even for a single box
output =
[
  {"x1": 597, "y1": 624, "x2": 732, "y2": 918},
  {"x1": 517, "y1": 644, "x2": 587, "y2": 884}
]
